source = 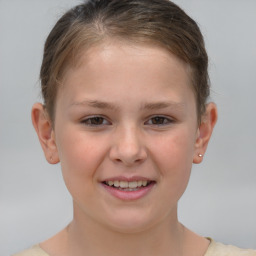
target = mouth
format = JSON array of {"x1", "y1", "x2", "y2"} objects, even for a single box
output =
[{"x1": 102, "y1": 180, "x2": 154, "y2": 191}]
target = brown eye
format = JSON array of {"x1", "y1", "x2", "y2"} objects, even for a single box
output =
[
  {"x1": 151, "y1": 117, "x2": 165, "y2": 124},
  {"x1": 81, "y1": 116, "x2": 110, "y2": 126},
  {"x1": 89, "y1": 117, "x2": 104, "y2": 125},
  {"x1": 146, "y1": 116, "x2": 173, "y2": 125}
]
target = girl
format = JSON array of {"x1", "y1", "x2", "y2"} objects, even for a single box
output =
[{"x1": 13, "y1": 0, "x2": 256, "y2": 255}]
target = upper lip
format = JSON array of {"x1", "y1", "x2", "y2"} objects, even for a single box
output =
[{"x1": 101, "y1": 176, "x2": 155, "y2": 182}]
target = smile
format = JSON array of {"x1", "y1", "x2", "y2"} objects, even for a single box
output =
[
  {"x1": 101, "y1": 179, "x2": 155, "y2": 200},
  {"x1": 103, "y1": 180, "x2": 151, "y2": 191}
]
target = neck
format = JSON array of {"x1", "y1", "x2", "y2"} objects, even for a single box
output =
[
  {"x1": 40, "y1": 202, "x2": 210, "y2": 256},
  {"x1": 65, "y1": 204, "x2": 186, "y2": 256}
]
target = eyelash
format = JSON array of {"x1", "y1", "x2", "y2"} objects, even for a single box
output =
[
  {"x1": 80, "y1": 116, "x2": 111, "y2": 126},
  {"x1": 80, "y1": 115, "x2": 173, "y2": 127},
  {"x1": 145, "y1": 116, "x2": 173, "y2": 126}
]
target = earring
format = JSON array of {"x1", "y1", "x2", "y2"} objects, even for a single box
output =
[{"x1": 198, "y1": 154, "x2": 203, "y2": 157}]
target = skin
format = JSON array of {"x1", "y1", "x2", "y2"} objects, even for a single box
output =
[{"x1": 32, "y1": 41, "x2": 217, "y2": 256}]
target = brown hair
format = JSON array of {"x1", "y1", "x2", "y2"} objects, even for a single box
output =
[{"x1": 40, "y1": 0, "x2": 210, "y2": 122}]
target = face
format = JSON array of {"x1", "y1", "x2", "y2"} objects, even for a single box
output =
[{"x1": 52, "y1": 42, "x2": 200, "y2": 232}]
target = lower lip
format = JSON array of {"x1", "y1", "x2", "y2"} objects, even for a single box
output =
[{"x1": 101, "y1": 182, "x2": 155, "y2": 201}]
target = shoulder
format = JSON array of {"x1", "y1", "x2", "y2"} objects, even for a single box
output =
[
  {"x1": 12, "y1": 245, "x2": 50, "y2": 256},
  {"x1": 205, "y1": 239, "x2": 256, "y2": 256}
]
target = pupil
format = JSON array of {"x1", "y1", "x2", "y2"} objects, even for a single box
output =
[
  {"x1": 153, "y1": 117, "x2": 164, "y2": 124},
  {"x1": 91, "y1": 117, "x2": 103, "y2": 125}
]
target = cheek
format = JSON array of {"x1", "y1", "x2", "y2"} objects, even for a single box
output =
[
  {"x1": 55, "y1": 128, "x2": 107, "y2": 193},
  {"x1": 151, "y1": 128, "x2": 195, "y2": 168},
  {"x1": 57, "y1": 128, "x2": 103, "y2": 168},
  {"x1": 150, "y1": 128, "x2": 196, "y2": 191}
]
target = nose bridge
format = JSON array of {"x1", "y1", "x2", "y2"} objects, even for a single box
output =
[{"x1": 109, "y1": 123, "x2": 147, "y2": 165}]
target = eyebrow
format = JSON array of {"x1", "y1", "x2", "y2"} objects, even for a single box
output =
[
  {"x1": 70, "y1": 99, "x2": 117, "y2": 110},
  {"x1": 141, "y1": 101, "x2": 185, "y2": 110},
  {"x1": 70, "y1": 99, "x2": 185, "y2": 110}
]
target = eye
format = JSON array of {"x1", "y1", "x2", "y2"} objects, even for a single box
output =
[
  {"x1": 81, "y1": 116, "x2": 110, "y2": 126},
  {"x1": 145, "y1": 116, "x2": 173, "y2": 126}
]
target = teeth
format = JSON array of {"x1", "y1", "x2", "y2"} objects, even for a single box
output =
[
  {"x1": 128, "y1": 181, "x2": 137, "y2": 188},
  {"x1": 142, "y1": 180, "x2": 147, "y2": 186},
  {"x1": 108, "y1": 181, "x2": 114, "y2": 186},
  {"x1": 114, "y1": 181, "x2": 119, "y2": 187},
  {"x1": 105, "y1": 180, "x2": 151, "y2": 189},
  {"x1": 120, "y1": 181, "x2": 128, "y2": 188}
]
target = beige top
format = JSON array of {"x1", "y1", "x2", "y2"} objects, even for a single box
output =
[
  {"x1": 13, "y1": 239, "x2": 256, "y2": 256},
  {"x1": 205, "y1": 240, "x2": 256, "y2": 256}
]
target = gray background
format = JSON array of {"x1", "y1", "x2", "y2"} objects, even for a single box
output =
[{"x1": 0, "y1": 0, "x2": 255, "y2": 255}]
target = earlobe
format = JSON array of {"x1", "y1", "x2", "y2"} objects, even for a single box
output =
[
  {"x1": 193, "y1": 102, "x2": 218, "y2": 164},
  {"x1": 31, "y1": 103, "x2": 59, "y2": 164}
]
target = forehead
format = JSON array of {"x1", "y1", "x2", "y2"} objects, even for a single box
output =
[
  {"x1": 57, "y1": 41, "x2": 196, "y2": 116},
  {"x1": 63, "y1": 40, "x2": 193, "y2": 88}
]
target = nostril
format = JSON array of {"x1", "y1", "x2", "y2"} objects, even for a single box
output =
[
  {"x1": 109, "y1": 139, "x2": 147, "y2": 165},
  {"x1": 119, "y1": 152, "x2": 146, "y2": 165}
]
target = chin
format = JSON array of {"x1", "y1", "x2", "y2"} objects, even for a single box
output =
[{"x1": 100, "y1": 208, "x2": 161, "y2": 234}]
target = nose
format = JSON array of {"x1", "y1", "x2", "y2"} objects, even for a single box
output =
[{"x1": 109, "y1": 125, "x2": 147, "y2": 166}]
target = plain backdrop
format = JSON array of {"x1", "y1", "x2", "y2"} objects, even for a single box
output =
[{"x1": 1, "y1": 0, "x2": 256, "y2": 255}]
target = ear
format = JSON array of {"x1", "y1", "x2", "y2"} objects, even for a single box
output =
[
  {"x1": 193, "y1": 102, "x2": 218, "y2": 164},
  {"x1": 31, "y1": 103, "x2": 59, "y2": 164}
]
